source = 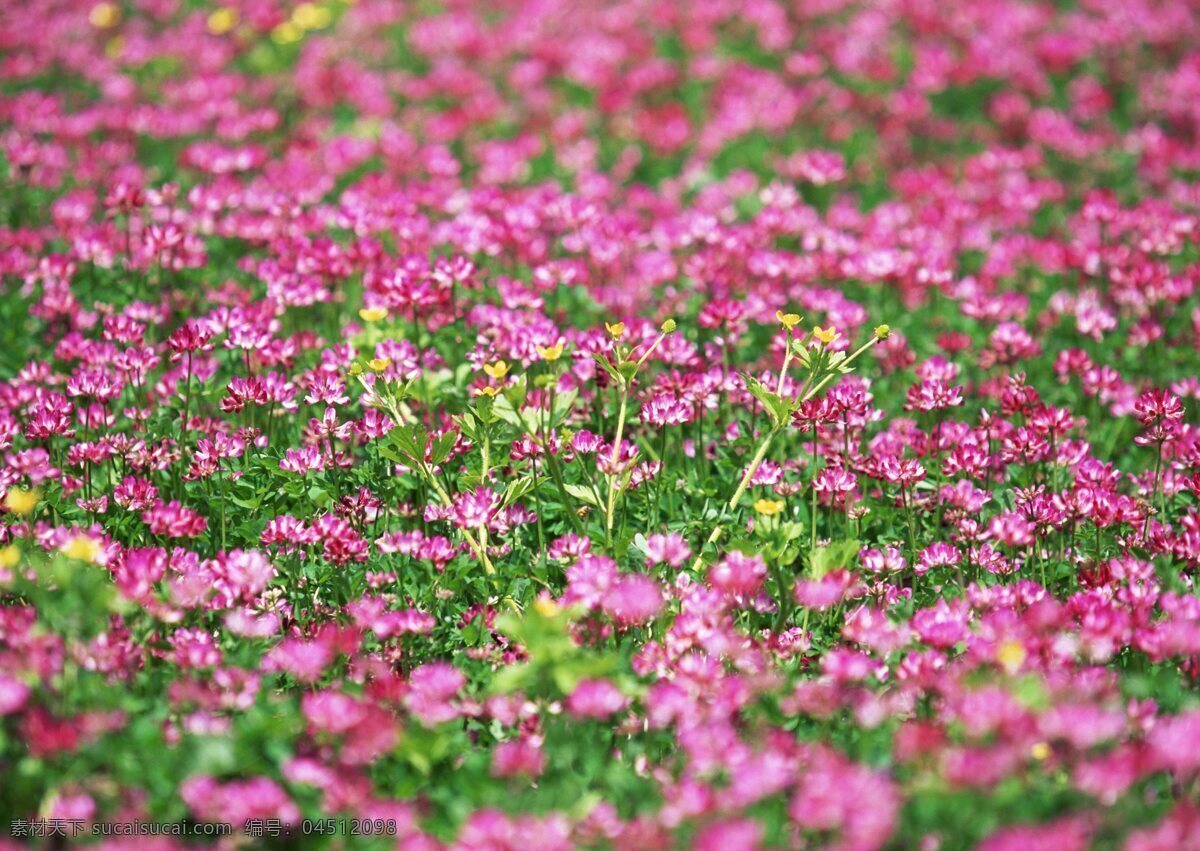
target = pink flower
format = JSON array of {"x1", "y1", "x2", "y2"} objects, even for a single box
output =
[
  {"x1": 142, "y1": 500, "x2": 207, "y2": 538},
  {"x1": 644, "y1": 532, "x2": 691, "y2": 568},
  {"x1": 566, "y1": 679, "x2": 630, "y2": 719},
  {"x1": 181, "y1": 776, "x2": 301, "y2": 827},
  {"x1": 406, "y1": 663, "x2": 467, "y2": 725},
  {"x1": 789, "y1": 749, "x2": 898, "y2": 850},
  {"x1": 708, "y1": 551, "x2": 767, "y2": 600},
  {"x1": 491, "y1": 738, "x2": 545, "y2": 778},
  {"x1": 601, "y1": 575, "x2": 663, "y2": 626},
  {"x1": 0, "y1": 675, "x2": 31, "y2": 715}
]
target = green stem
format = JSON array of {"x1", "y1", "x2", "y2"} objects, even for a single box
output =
[
  {"x1": 689, "y1": 425, "x2": 779, "y2": 572},
  {"x1": 604, "y1": 382, "x2": 630, "y2": 549}
]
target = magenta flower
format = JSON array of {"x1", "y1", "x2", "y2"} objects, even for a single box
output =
[{"x1": 566, "y1": 679, "x2": 630, "y2": 719}]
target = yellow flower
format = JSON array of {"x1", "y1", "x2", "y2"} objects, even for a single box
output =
[
  {"x1": 754, "y1": 498, "x2": 785, "y2": 516},
  {"x1": 62, "y1": 535, "x2": 101, "y2": 564},
  {"x1": 995, "y1": 639, "x2": 1027, "y2": 674},
  {"x1": 368, "y1": 357, "x2": 391, "y2": 373},
  {"x1": 483, "y1": 361, "x2": 509, "y2": 380},
  {"x1": 206, "y1": 7, "x2": 238, "y2": 35},
  {"x1": 475, "y1": 386, "x2": 500, "y2": 398},
  {"x1": 536, "y1": 342, "x2": 564, "y2": 362},
  {"x1": 660, "y1": 318, "x2": 677, "y2": 333},
  {"x1": 1030, "y1": 742, "x2": 1051, "y2": 761},
  {"x1": 874, "y1": 324, "x2": 891, "y2": 340},
  {"x1": 776, "y1": 310, "x2": 802, "y2": 331},
  {"x1": 0, "y1": 546, "x2": 18, "y2": 569},
  {"x1": 291, "y1": 2, "x2": 332, "y2": 30},
  {"x1": 270, "y1": 21, "x2": 303, "y2": 44},
  {"x1": 359, "y1": 307, "x2": 388, "y2": 323},
  {"x1": 533, "y1": 596, "x2": 560, "y2": 618},
  {"x1": 4, "y1": 488, "x2": 39, "y2": 516},
  {"x1": 89, "y1": 2, "x2": 121, "y2": 29},
  {"x1": 605, "y1": 322, "x2": 626, "y2": 341},
  {"x1": 812, "y1": 326, "x2": 840, "y2": 346}
]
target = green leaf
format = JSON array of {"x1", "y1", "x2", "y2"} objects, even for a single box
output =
[
  {"x1": 591, "y1": 353, "x2": 624, "y2": 385},
  {"x1": 809, "y1": 538, "x2": 861, "y2": 580},
  {"x1": 743, "y1": 373, "x2": 790, "y2": 427},
  {"x1": 430, "y1": 431, "x2": 458, "y2": 465},
  {"x1": 564, "y1": 483, "x2": 602, "y2": 507},
  {"x1": 492, "y1": 393, "x2": 540, "y2": 433},
  {"x1": 492, "y1": 662, "x2": 535, "y2": 694},
  {"x1": 388, "y1": 422, "x2": 429, "y2": 463},
  {"x1": 503, "y1": 475, "x2": 537, "y2": 507},
  {"x1": 551, "y1": 389, "x2": 578, "y2": 427}
]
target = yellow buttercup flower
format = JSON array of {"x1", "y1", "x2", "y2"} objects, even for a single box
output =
[
  {"x1": 483, "y1": 361, "x2": 509, "y2": 380},
  {"x1": 874, "y1": 324, "x2": 891, "y2": 340},
  {"x1": 271, "y1": 21, "x2": 303, "y2": 44},
  {"x1": 359, "y1": 307, "x2": 388, "y2": 323},
  {"x1": 475, "y1": 386, "x2": 500, "y2": 398},
  {"x1": 292, "y1": 2, "x2": 332, "y2": 30},
  {"x1": 89, "y1": 2, "x2": 121, "y2": 29},
  {"x1": 812, "y1": 326, "x2": 840, "y2": 346},
  {"x1": 754, "y1": 498, "x2": 785, "y2": 516},
  {"x1": 1030, "y1": 742, "x2": 1051, "y2": 761},
  {"x1": 995, "y1": 639, "x2": 1027, "y2": 674},
  {"x1": 536, "y1": 342, "x2": 564, "y2": 362},
  {"x1": 605, "y1": 322, "x2": 626, "y2": 341},
  {"x1": 206, "y1": 7, "x2": 238, "y2": 35},
  {"x1": 0, "y1": 546, "x2": 19, "y2": 569},
  {"x1": 368, "y1": 357, "x2": 391, "y2": 373},
  {"x1": 62, "y1": 535, "x2": 101, "y2": 564},
  {"x1": 533, "y1": 596, "x2": 560, "y2": 618},
  {"x1": 4, "y1": 488, "x2": 39, "y2": 516},
  {"x1": 776, "y1": 310, "x2": 801, "y2": 331}
]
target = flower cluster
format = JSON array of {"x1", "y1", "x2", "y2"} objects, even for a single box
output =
[{"x1": 1, "y1": 0, "x2": 1200, "y2": 848}]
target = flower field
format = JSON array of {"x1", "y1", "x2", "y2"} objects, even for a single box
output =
[{"x1": 5, "y1": 0, "x2": 1200, "y2": 847}]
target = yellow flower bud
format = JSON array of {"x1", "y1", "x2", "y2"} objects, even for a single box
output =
[
  {"x1": 206, "y1": 7, "x2": 238, "y2": 35},
  {"x1": 874, "y1": 324, "x2": 891, "y2": 340},
  {"x1": 995, "y1": 639, "x2": 1027, "y2": 674},
  {"x1": 271, "y1": 21, "x2": 303, "y2": 44},
  {"x1": 533, "y1": 597, "x2": 560, "y2": 618},
  {"x1": 0, "y1": 546, "x2": 18, "y2": 569},
  {"x1": 348, "y1": 362, "x2": 364, "y2": 377},
  {"x1": 475, "y1": 386, "x2": 500, "y2": 398},
  {"x1": 89, "y1": 2, "x2": 121, "y2": 29},
  {"x1": 62, "y1": 535, "x2": 101, "y2": 564},
  {"x1": 292, "y1": 2, "x2": 332, "y2": 30},
  {"x1": 660, "y1": 318, "x2": 677, "y2": 333},
  {"x1": 4, "y1": 488, "x2": 39, "y2": 516},
  {"x1": 1030, "y1": 742, "x2": 1051, "y2": 761}
]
